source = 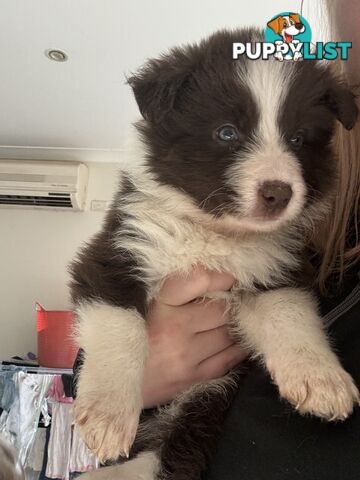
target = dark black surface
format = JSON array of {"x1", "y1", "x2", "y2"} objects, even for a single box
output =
[
  {"x1": 61, "y1": 374, "x2": 74, "y2": 398},
  {"x1": 205, "y1": 269, "x2": 360, "y2": 480}
]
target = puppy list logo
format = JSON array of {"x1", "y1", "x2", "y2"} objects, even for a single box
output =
[{"x1": 233, "y1": 12, "x2": 352, "y2": 61}]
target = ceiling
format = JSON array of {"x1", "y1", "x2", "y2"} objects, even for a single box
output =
[{"x1": 0, "y1": 0, "x2": 307, "y2": 163}]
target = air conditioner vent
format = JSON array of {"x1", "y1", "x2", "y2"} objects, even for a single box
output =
[
  {"x1": 0, "y1": 194, "x2": 72, "y2": 208},
  {"x1": 0, "y1": 160, "x2": 88, "y2": 211},
  {"x1": 48, "y1": 192, "x2": 72, "y2": 196}
]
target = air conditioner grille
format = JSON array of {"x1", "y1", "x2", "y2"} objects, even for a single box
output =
[{"x1": 0, "y1": 194, "x2": 72, "y2": 208}]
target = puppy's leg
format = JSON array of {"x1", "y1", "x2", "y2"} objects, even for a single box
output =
[
  {"x1": 80, "y1": 451, "x2": 160, "y2": 480},
  {"x1": 74, "y1": 302, "x2": 148, "y2": 462},
  {"x1": 233, "y1": 288, "x2": 359, "y2": 420},
  {"x1": 155, "y1": 373, "x2": 240, "y2": 480}
]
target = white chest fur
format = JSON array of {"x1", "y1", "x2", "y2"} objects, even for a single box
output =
[{"x1": 115, "y1": 176, "x2": 301, "y2": 298}]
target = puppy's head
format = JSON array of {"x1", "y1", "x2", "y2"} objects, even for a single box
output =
[{"x1": 128, "y1": 29, "x2": 358, "y2": 233}]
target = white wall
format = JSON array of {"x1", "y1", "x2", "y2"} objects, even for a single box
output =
[{"x1": 0, "y1": 162, "x2": 119, "y2": 358}]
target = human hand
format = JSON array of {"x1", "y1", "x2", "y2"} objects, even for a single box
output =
[{"x1": 142, "y1": 267, "x2": 248, "y2": 408}]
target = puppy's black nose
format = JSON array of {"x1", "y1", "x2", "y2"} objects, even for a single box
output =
[
  {"x1": 295, "y1": 22, "x2": 303, "y2": 30},
  {"x1": 258, "y1": 181, "x2": 293, "y2": 213}
]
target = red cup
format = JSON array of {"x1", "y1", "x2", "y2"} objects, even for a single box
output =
[{"x1": 36, "y1": 302, "x2": 78, "y2": 369}]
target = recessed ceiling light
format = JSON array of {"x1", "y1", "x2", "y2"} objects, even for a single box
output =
[{"x1": 45, "y1": 49, "x2": 68, "y2": 62}]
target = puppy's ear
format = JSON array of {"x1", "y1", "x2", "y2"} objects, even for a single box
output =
[
  {"x1": 127, "y1": 52, "x2": 193, "y2": 124},
  {"x1": 322, "y1": 83, "x2": 358, "y2": 130},
  {"x1": 267, "y1": 16, "x2": 283, "y2": 35}
]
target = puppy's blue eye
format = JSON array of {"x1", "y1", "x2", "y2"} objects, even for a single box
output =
[
  {"x1": 290, "y1": 131, "x2": 304, "y2": 149},
  {"x1": 216, "y1": 124, "x2": 239, "y2": 142}
]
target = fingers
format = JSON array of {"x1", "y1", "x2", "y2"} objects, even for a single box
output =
[
  {"x1": 151, "y1": 298, "x2": 229, "y2": 333},
  {"x1": 159, "y1": 266, "x2": 235, "y2": 306},
  {"x1": 198, "y1": 344, "x2": 248, "y2": 381},
  {"x1": 181, "y1": 298, "x2": 230, "y2": 332},
  {"x1": 144, "y1": 266, "x2": 240, "y2": 408},
  {"x1": 192, "y1": 325, "x2": 234, "y2": 362}
]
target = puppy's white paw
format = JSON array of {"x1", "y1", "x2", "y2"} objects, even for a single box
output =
[
  {"x1": 270, "y1": 356, "x2": 359, "y2": 421},
  {"x1": 74, "y1": 388, "x2": 142, "y2": 463},
  {"x1": 74, "y1": 303, "x2": 147, "y2": 463}
]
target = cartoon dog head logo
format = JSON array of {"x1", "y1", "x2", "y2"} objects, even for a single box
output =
[
  {"x1": 265, "y1": 12, "x2": 312, "y2": 61},
  {"x1": 267, "y1": 13, "x2": 305, "y2": 44}
]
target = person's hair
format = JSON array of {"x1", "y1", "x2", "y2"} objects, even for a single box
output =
[{"x1": 316, "y1": 0, "x2": 360, "y2": 292}]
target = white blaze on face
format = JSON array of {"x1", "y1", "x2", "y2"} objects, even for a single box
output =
[{"x1": 228, "y1": 60, "x2": 306, "y2": 231}]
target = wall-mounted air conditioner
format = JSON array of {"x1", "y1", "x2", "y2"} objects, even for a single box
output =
[{"x1": 0, "y1": 160, "x2": 88, "y2": 211}]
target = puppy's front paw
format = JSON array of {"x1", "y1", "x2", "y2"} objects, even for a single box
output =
[
  {"x1": 74, "y1": 388, "x2": 142, "y2": 463},
  {"x1": 270, "y1": 357, "x2": 360, "y2": 421}
]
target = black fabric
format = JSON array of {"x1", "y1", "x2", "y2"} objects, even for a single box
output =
[
  {"x1": 61, "y1": 374, "x2": 74, "y2": 398},
  {"x1": 205, "y1": 269, "x2": 360, "y2": 480},
  {"x1": 38, "y1": 425, "x2": 51, "y2": 480},
  {"x1": 317, "y1": 267, "x2": 360, "y2": 317},
  {"x1": 72, "y1": 349, "x2": 84, "y2": 399}
]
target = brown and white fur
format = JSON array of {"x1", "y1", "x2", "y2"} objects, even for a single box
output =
[{"x1": 69, "y1": 28, "x2": 359, "y2": 480}]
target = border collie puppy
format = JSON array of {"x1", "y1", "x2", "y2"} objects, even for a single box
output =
[{"x1": 70, "y1": 28, "x2": 359, "y2": 480}]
